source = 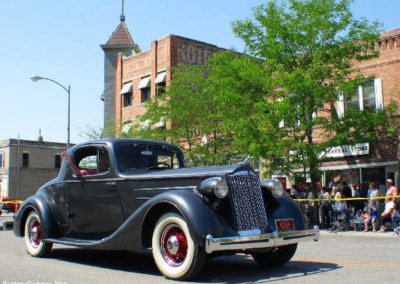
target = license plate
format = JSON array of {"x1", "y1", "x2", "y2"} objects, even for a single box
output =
[{"x1": 275, "y1": 218, "x2": 295, "y2": 232}]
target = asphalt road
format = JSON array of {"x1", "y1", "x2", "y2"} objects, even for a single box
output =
[{"x1": 1, "y1": 225, "x2": 399, "y2": 284}]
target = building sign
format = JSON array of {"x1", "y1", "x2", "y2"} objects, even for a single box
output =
[
  {"x1": 323, "y1": 143, "x2": 370, "y2": 158},
  {"x1": 178, "y1": 43, "x2": 215, "y2": 65}
]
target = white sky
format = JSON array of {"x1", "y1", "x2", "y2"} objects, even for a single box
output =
[{"x1": 1, "y1": 0, "x2": 398, "y2": 145}]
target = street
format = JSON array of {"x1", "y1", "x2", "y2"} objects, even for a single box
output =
[{"x1": 1, "y1": 225, "x2": 399, "y2": 284}]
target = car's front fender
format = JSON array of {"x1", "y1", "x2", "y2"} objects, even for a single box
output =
[
  {"x1": 266, "y1": 194, "x2": 307, "y2": 231},
  {"x1": 144, "y1": 190, "x2": 237, "y2": 245},
  {"x1": 93, "y1": 189, "x2": 236, "y2": 251}
]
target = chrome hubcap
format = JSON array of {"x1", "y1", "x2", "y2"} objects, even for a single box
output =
[
  {"x1": 29, "y1": 219, "x2": 41, "y2": 248},
  {"x1": 166, "y1": 235, "x2": 179, "y2": 255},
  {"x1": 161, "y1": 224, "x2": 188, "y2": 266}
]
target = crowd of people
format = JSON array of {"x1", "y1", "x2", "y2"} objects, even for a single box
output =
[{"x1": 290, "y1": 179, "x2": 400, "y2": 234}]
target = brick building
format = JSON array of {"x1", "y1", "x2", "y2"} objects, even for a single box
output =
[
  {"x1": 315, "y1": 28, "x2": 400, "y2": 189},
  {"x1": 0, "y1": 138, "x2": 67, "y2": 200},
  {"x1": 101, "y1": 16, "x2": 223, "y2": 135},
  {"x1": 101, "y1": 15, "x2": 400, "y2": 189}
]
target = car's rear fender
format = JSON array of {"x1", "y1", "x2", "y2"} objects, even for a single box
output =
[{"x1": 13, "y1": 195, "x2": 57, "y2": 239}]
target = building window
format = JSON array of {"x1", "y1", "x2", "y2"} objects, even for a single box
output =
[
  {"x1": 155, "y1": 71, "x2": 166, "y2": 96},
  {"x1": 0, "y1": 152, "x2": 4, "y2": 167},
  {"x1": 123, "y1": 93, "x2": 132, "y2": 107},
  {"x1": 339, "y1": 78, "x2": 383, "y2": 116},
  {"x1": 141, "y1": 88, "x2": 151, "y2": 103},
  {"x1": 55, "y1": 154, "x2": 61, "y2": 168},
  {"x1": 156, "y1": 83, "x2": 166, "y2": 96},
  {"x1": 120, "y1": 82, "x2": 133, "y2": 107},
  {"x1": 22, "y1": 153, "x2": 29, "y2": 167},
  {"x1": 138, "y1": 76, "x2": 151, "y2": 103}
]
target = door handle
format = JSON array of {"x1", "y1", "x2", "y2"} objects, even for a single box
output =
[{"x1": 106, "y1": 181, "x2": 117, "y2": 191}]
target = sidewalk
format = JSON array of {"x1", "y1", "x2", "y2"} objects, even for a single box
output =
[{"x1": 319, "y1": 228, "x2": 399, "y2": 238}]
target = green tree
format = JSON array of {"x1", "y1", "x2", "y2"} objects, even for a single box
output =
[
  {"x1": 131, "y1": 63, "x2": 239, "y2": 166},
  {"x1": 230, "y1": 0, "x2": 391, "y2": 215}
]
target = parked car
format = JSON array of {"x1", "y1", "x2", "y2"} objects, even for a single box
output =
[{"x1": 13, "y1": 138, "x2": 319, "y2": 280}]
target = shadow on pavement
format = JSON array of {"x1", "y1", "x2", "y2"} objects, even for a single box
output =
[{"x1": 48, "y1": 248, "x2": 340, "y2": 282}]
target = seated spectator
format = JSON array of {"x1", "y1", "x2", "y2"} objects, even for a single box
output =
[
  {"x1": 379, "y1": 198, "x2": 395, "y2": 232},
  {"x1": 391, "y1": 203, "x2": 400, "y2": 235},
  {"x1": 364, "y1": 200, "x2": 378, "y2": 232},
  {"x1": 351, "y1": 209, "x2": 365, "y2": 231}
]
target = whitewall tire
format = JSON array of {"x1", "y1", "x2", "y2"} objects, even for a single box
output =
[
  {"x1": 152, "y1": 213, "x2": 206, "y2": 280},
  {"x1": 24, "y1": 211, "x2": 52, "y2": 257}
]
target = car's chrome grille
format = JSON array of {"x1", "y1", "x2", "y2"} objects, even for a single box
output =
[{"x1": 226, "y1": 172, "x2": 268, "y2": 235}]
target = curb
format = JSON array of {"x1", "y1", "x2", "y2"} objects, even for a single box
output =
[
  {"x1": 1, "y1": 220, "x2": 14, "y2": 231},
  {"x1": 0, "y1": 213, "x2": 14, "y2": 231},
  {"x1": 319, "y1": 229, "x2": 399, "y2": 238}
]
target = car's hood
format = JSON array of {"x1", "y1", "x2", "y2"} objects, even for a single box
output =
[{"x1": 119, "y1": 164, "x2": 253, "y2": 179}]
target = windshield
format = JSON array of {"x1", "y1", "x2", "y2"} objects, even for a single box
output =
[{"x1": 116, "y1": 143, "x2": 183, "y2": 172}]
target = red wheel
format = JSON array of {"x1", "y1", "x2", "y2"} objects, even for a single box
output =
[
  {"x1": 152, "y1": 213, "x2": 206, "y2": 280},
  {"x1": 160, "y1": 223, "x2": 188, "y2": 266},
  {"x1": 24, "y1": 211, "x2": 52, "y2": 257}
]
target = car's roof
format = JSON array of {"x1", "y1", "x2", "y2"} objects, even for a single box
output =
[{"x1": 72, "y1": 138, "x2": 182, "y2": 152}]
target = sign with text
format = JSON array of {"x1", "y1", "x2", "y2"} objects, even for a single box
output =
[{"x1": 323, "y1": 143, "x2": 370, "y2": 158}]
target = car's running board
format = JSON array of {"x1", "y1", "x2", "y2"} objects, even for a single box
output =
[{"x1": 45, "y1": 237, "x2": 104, "y2": 247}]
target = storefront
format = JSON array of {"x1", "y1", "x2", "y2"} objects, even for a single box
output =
[{"x1": 284, "y1": 140, "x2": 398, "y2": 194}]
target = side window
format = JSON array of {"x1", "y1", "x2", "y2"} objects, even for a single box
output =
[
  {"x1": 78, "y1": 154, "x2": 97, "y2": 175},
  {"x1": 72, "y1": 146, "x2": 110, "y2": 176}
]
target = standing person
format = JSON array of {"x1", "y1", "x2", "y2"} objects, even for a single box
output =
[
  {"x1": 340, "y1": 181, "x2": 352, "y2": 199},
  {"x1": 332, "y1": 192, "x2": 347, "y2": 227},
  {"x1": 379, "y1": 198, "x2": 395, "y2": 232},
  {"x1": 319, "y1": 187, "x2": 331, "y2": 228},
  {"x1": 351, "y1": 183, "x2": 363, "y2": 213},
  {"x1": 360, "y1": 182, "x2": 369, "y2": 198},
  {"x1": 330, "y1": 186, "x2": 339, "y2": 200},
  {"x1": 340, "y1": 181, "x2": 352, "y2": 216},
  {"x1": 367, "y1": 182, "x2": 382, "y2": 208},
  {"x1": 289, "y1": 184, "x2": 300, "y2": 199},
  {"x1": 386, "y1": 179, "x2": 398, "y2": 204}
]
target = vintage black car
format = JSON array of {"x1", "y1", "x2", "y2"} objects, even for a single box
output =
[{"x1": 14, "y1": 138, "x2": 318, "y2": 280}]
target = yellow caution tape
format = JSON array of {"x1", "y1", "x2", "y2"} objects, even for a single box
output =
[
  {"x1": 293, "y1": 195, "x2": 400, "y2": 203},
  {"x1": 1, "y1": 200, "x2": 24, "y2": 205}
]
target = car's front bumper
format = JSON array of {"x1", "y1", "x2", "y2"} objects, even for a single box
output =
[{"x1": 205, "y1": 226, "x2": 319, "y2": 253}]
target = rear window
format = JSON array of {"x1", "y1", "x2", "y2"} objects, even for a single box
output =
[{"x1": 116, "y1": 144, "x2": 183, "y2": 172}]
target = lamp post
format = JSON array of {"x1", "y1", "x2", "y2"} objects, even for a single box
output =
[{"x1": 30, "y1": 75, "x2": 71, "y2": 149}]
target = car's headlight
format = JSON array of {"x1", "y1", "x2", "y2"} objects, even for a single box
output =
[
  {"x1": 198, "y1": 177, "x2": 229, "y2": 199},
  {"x1": 261, "y1": 178, "x2": 284, "y2": 198}
]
